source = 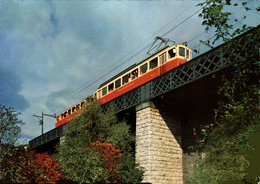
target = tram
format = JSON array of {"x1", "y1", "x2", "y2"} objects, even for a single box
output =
[{"x1": 56, "y1": 43, "x2": 192, "y2": 127}]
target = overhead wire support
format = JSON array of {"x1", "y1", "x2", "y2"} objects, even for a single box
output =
[
  {"x1": 33, "y1": 112, "x2": 56, "y2": 135},
  {"x1": 147, "y1": 36, "x2": 175, "y2": 55},
  {"x1": 194, "y1": 40, "x2": 214, "y2": 53}
]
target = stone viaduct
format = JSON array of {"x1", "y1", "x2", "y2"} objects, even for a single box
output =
[{"x1": 29, "y1": 26, "x2": 259, "y2": 184}]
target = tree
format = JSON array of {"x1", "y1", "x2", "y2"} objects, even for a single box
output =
[
  {"x1": 198, "y1": 0, "x2": 257, "y2": 44},
  {"x1": 56, "y1": 102, "x2": 143, "y2": 183},
  {"x1": 0, "y1": 105, "x2": 25, "y2": 181},
  {"x1": 89, "y1": 141, "x2": 122, "y2": 181},
  {"x1": 0, "y1": 105, "x2": 24, "y2": 145},
  {"x1": 0, "y1": 145, "x2": 64, "y2": 183},
  {"x1": 186, "y1": 1, "x2": 260, "y2": 183}
]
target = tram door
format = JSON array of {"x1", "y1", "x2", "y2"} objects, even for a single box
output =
[{"x1": 159, "y1": 52, "x2": 167, "y2": 74}]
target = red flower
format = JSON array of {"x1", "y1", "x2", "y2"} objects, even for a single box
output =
[
  {"x1": 198, "y1": 153, "x2": 201, "y2": 156},
  {"x1": 226, "y1": 147, "x2": 229, "y2": 149},
  {"x1": 250, "y1": 104, "x2": 254, "y2": 108},
  {"x1": 193, "y1": 132, "x2": 196, "y2": 136},
  {"x1": 249, "y1": 98, "x2": 252, "y2": 101},
  {"x1": 210, "y1": 166, "x2": 212, "y2": 168}
]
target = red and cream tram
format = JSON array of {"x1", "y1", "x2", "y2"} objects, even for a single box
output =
[{"x1": 56, "y1": 43, "x2": 192, "y2": 127}]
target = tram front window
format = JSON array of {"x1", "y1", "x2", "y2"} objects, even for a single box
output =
[
  {"x1": 186, "y1": 50, "x2": 190, "y2": 59},
  {"x1": 179, "y1": 47, "x2": 185, "y2": 57}
]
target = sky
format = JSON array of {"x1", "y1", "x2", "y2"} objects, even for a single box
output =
[{"x1": 0, "y1": 0, "x2": 259, "y2": 144}]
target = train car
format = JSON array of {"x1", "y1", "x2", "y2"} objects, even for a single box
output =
[
  {"x1": 55, "y1": 97, "x2": 93, "y2": 127},
  {"x1": 94, "y1": 43, "x2": 192, "y2": 104},
  {"x1": 55, "y1": 43, "x2": 192, "y2": 128}
]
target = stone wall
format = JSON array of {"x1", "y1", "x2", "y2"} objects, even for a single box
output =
[{"x1": 136, "y1": 101, "x2": 183, "y2": 184}]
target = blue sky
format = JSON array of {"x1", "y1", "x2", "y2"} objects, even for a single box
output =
[{"x1": 0, "y1": 0, "x2": 259, "y2": 144}]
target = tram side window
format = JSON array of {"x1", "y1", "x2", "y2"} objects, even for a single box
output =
[
  {"x1": 102, "y1": 87, "x2": 107, "y2": 96},
  {"x1": 150, "y1": 58, "x2": 158, "y2": 69},
  {"x1": 140, "y1": 63, "x2": 147, "y2": 75},
  {"x1": 122, "y1": 74, "x2": 129, "y2": 85},
  {"x1": 81, "y1": 101, "x2": 85, "y2": 108},
  {"x1": 115, "y1": 79, "x2": 121, "y2": 89},
  {"x1": 179, "y1": 47, "x2": 185, "y2": 57},
  {"x1": 108, "y1": 83, "x2": 114, "y2": 92},
  {"x1": 131, "y1": 69, "x2": 138, "y2": 80},
  {"x1": 186, "y1": 50, "x2": 190, "y2": 59},
  {"x1": 168, "y1": 48, "x2": 176, "y2": 59}
]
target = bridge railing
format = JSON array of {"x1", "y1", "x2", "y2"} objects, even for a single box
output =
[{"x1": 29, "y1": 124, "x2": 67, "y2": 148}]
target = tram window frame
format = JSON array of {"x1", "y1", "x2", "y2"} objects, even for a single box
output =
[
  {"x1": 102, "y1": 87, "x2": 107, "y2": 96},
  {"x1": 150, "y1": 58, "x2": 158, "y2": 69},
  {"x1": 115, "y1": 78, "x2": 121, "y2": 89},
  {"x1": 140, "y1": 63, "x2": 148, "y2": 75},
  {"x1": 168, "y1": 48, "x2": 176, "y2": 59},
  {"x1": 179, "y1": 47, "x2": 185, "y2": 57},
  {"x1": 108, "y1": 83, "x2": 114, "y2": 92},
  {"x1": 122, "y1": 74, "x2": 129, "y2": 85}
]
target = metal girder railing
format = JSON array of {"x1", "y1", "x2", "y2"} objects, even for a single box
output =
[
  {"x1": 29, "y1": 25, "x2": 259, "y2": 149},
  {"x1": 102, "y1": 25, "x2": 259, "y2": 113},
  {"x1": 29, "y1": 124, "x2": 67, "y2": 148}
]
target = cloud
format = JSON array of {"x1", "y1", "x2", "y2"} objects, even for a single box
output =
[
  {"x1": 2, "y1": 0, "x2": 258, "y2": 143},
  {"x1": 0, "y1": 67, "x2": 30, "y2": 111},
  {"x1": 1, "y1": 1, "x2": 204, "y2": 135}
]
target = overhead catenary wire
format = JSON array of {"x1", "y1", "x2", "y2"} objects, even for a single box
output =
[
  {"x1": 47, "y1": 3, "x2": 204, "y2": 115},
  {"x1": 34, "y1": 1, "x2": 257, "y2": 135}
]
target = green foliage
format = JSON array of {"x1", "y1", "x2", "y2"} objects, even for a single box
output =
[
  {"x1": 56, "y1": 101, "x2": 143, "y2": 183},
  {"x1": 0, "y1": 105, "x2": 25, "y2": 181},
  {"x1": 198, "y1": 0, "x2": 256, "y2": 44},
  {"x1": 0, "y1": 105, "x2": 24, "y2": 145},
  {"x1": 186, "y1": 1, "x2": 260, "y2": 183},
  {"x1": 118, "y1": 153, "x2": 144, "y2": 183},
  {"x1": 186, "y1": 37, "x2": 259, "y2": 183}
]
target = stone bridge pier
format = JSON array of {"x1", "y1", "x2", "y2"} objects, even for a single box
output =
[{"x1": 136, "y1": 101, "x2": 183, "y2": 184}]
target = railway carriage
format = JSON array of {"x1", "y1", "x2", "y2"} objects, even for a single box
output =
[
  {"x1": 94, "y1": 43, "x2": 192, "y2": 104},
  {"x1": 55, "y1": 43, "x2": 192, "y2": 127}
]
